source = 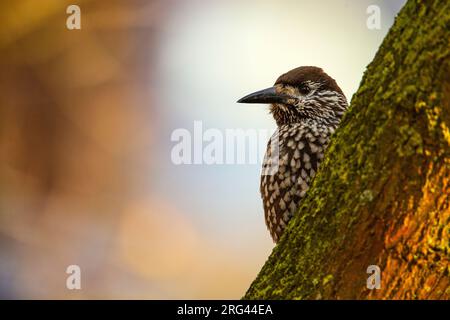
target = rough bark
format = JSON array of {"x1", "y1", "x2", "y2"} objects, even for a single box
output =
[{"x1": 244, "y1": 0, "x2": 450, "y2": 300}]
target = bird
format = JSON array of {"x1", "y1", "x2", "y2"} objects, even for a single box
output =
[{"x1": 237, "y1": 66, "x2": 348, "y2": 242}]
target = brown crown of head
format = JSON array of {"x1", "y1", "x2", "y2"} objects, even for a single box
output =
[{"x1": 275, "y1": 66, "x2": 344, "y2": 96}]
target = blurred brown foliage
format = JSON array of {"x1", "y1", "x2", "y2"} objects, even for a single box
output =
[{"x1": 0, "y1": 0, "x2": 167, "y2": 298}]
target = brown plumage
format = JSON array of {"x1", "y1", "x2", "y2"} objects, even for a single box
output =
[{"x1": 238, "y1": 66, "x2": 348, "y2": 242}]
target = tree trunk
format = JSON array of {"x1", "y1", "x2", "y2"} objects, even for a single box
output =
[{"x1": 244, "y1": 0, "x2": 450, "y2": 300}]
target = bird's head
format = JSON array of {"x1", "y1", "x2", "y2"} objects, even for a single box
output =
[{"x1": 237, "y1": 66, "x2": 348, "y2": 127}]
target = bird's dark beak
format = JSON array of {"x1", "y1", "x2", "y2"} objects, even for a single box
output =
[{"x1": 237, "y1": 87, "x2": 293, "y2": 104}]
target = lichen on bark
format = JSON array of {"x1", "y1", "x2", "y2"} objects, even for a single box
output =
[{"x1": 244, "y1": 0, "x2": 450, "y2": 300}]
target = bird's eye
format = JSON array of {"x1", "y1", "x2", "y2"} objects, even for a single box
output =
[{"x1": 299, "y1": 85, "x2": 310, "y2": 95}]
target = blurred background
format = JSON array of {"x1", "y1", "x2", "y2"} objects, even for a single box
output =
[{"x1": 0, "y1": 0, "x2": 406, "y2": 299}]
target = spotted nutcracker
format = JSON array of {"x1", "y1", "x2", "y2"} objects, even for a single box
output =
[{"x1": 238, "y1": 66, "x2": 348, "y2": 242}]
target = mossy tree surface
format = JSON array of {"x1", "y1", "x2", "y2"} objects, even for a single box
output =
[{"x1": 245, "y1": 0, "x2": 450, "y2": 300}]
